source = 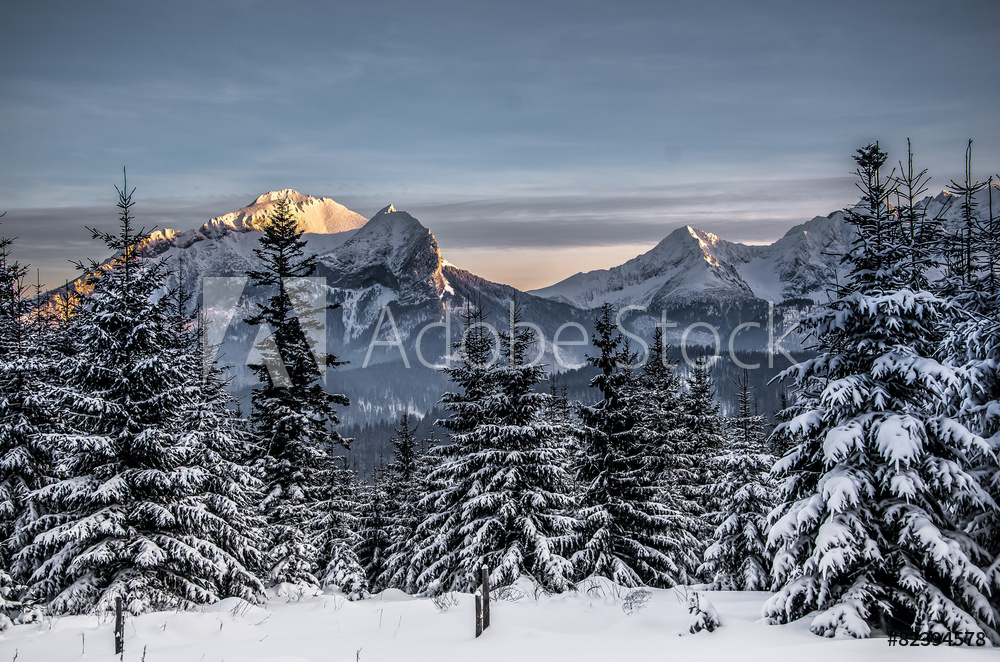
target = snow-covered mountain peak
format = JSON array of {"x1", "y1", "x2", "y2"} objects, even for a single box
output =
[
  {"x1": 529, "y1": 223, "x2": 757, "y2": 309},
  {"x1": 350, "y1": 205, "x2": 430, "y2": 246},
  {"x1": 687, "y1": 225, "x2": 719, "y2": 242},
  {"x1": 322, "y1": 206, "x2": 452, "y2": 300},
  {"x1": 685, "y1": 226, "x2": 727, "y2": 266},
  {"x1": 531, "y1": 185, "x2": 997, "y2": 311},
  {"x1": 252, "y1": 189, "x2": 310, "y2": 205},
  {"x1": 644, "y1": 225, "x2": 738, "y2": 268},
  {"x1": 201, "y1": 190, "x2": 369, "y2": 237},
  {"x1": 650, "y1": 224, "x2": 703, "y2": 250},
  {"x1": 138, "y1": 190, "x2": 369, "y2": 260}
]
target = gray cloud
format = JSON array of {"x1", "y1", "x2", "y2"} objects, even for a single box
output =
[
  {"x1": 3, "y1": 0, "x2": 1000, "y2": 290},
  {"x1": 344, "y1": 176, "x2": 858, "y2": 249}
]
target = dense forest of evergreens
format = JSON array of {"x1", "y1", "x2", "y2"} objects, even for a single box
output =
[{"x1": 1, "y1": 142, "x2": 998, "y2": 642}]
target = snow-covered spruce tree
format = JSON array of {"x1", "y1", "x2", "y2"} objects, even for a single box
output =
[
  {"x1": 636, "y1": 328, "x2": 686, "y2": 470},
  {"x1": 245, "y1": 196, "x2": 351, "y2": 588},
  {"x1": 409, "y1": 304, "x2": 494, "y2": 594},
  {"x1": 947, "y1": 307, "x2": 1000, "y2": 614},
  {"x1": 570, "y1": 303, "x2": 688, "y2": 587},
  {"x1": 467, "y1": 301, "x2": 576, "y2": 590},
  {"x1": 0, "y1": 221, "x2": 29, "y2": 356},
  {"x1": 763, "y1": 143, "x2": 1000, "y2": 641},
  {"x1": 632, "y1": 327, "x2": 703, "y2": 583},
  {"x1": 379, "y1": 415, "x2": 440, "y2": 593},
  {"x1": 895, "y1": 144, "x2": 1000, "y2": 594},
  {"x1": 16, "y1": 178, "x2": 265, "y2": 615},
  {"x1": 390, "y1": 411, "x2": 419, "y2": 482},
  {"x1": 313, "y1": 457, "x2": 367, "y2": 599},
  {"x1": 355, "y1": 463, "x2": 392, "y2": 594},
  {"x1": 937, "y1": 145, "x2": 1000, "y2": 611},
  {"x1": 890, "y1": 139, "x2": 936, "y2": 294},
  {"x1": 699, "y1": 369, "x2": 774, "y2": 591},
  {"x1": 412, "y1": 302, "x2": 576, "y2": 594},
  {"x1": 679, "y1": 355, "x2": 727, "y2": 533},
  {"x1": 0, "y1": 226, "x2": 55, "y2": 620},
  {"x1": 546, "y1": 374, "x2": 579, "y2": 459},
  {"x1": 374, "y1": 412, "x2": 418, "y2": 590},
  {"x1": 167, "y1": 287, "x2": 268, "y2": 602},
  {"x1": 938, "y1": 141, "x2": 993, "y2": 308}
]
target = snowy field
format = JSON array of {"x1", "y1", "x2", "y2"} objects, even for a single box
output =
[{"x1": 1, "y1": 583, "x2": 994, "y2": 662}]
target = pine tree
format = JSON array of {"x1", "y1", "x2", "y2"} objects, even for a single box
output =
[
  {"x1": 379, "y1": 417, "x2": 440, "y2": 593},
  {"x1": 937, "y1": 146, "x2": 1000, "y2": 613},
  {"x1": 170, "y1": 293, "x2": 268, "y2": 603},
  {"x1": 938, "y1": 140, "x2": 991, "y2": 306},
  {"x1": 0, "y1": 224, "x2": 54, "y2": 620},
  {"x1": 570, "y1": 304, "x2": 688, "y2": 587},
  {"x1": 407, "y1": 304, "x2": 493, "y2": 594},
  {"x1": 945, "y1": 305, "x2": 1000, "y2": 616},
  {"x1": 636, "y1": 329, "x2": 686, "y2": 473},
  {"x1": 699, "y1": 370, "x2": 774, "y2": 590},
  {"x1": 16, "y1": 176, "x2": 265, "y2": 615},
  {"x1": 546, "y1": 375, "x2": 578, "y2": 457},
  {"x1": 841, "y1": 141, "x2": 899, "y2": 292},
  {"x1": 763, "y1": 143, "x2": 1000, "y2": 641},
  {"x1": 246, "y1": 196, "x2": 351, "y2": 588},
  {"x1": 475, "y1": 302, "x2": 576, "y2": 590},
  {"x1": 0, "y1": 220, "x2": 29, "y2": 356},
  {"x1": 355, "y1": 463, "x2": 392, "y2": 594},
  {"x1": 389, "y1": 411, "x2": 419, "y2": 482},
  {"x1": 632, "y1": 327, "x2": 703, "y2": 583},
  {"x1": 890, "y1": 139, "x2": 935, "y2": 292},
  {"x1": 680, "y1": 356, "x2": 727, "y2": 528},
  {"x1": 411, "y1": 302, "x2": 576, "y2": 594},
  {"x1": 313, "y1": 458, "x2": 367, "y2": 599}
]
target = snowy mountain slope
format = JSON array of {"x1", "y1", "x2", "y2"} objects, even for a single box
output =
[
  {"x1": 322, "y1": 204, "x2": 452, "y2": 306},
  {"x1": 50, "y1": 185, "x2": 995, "y2": 437},
  {"x1": 146, "y1": 189, "x2": 368, "y2": 247},
  {"x1": 135, "y1": 190, "x2": 367, "y2": 274},
  {"x1": 64, "y1": 195, "x2": 588, "y2": 424},
  {"x1": 312, "y1": 205, "x2": 591, "y2": 368},
  {"x1": 529, "y1": 217, "x2": 852, "y2": 310},
  {"x1": 315, "y1": 204, "x2": 590, "y2": 361},
  {"x1": 531, "y1": 225, "x2": 761, "y2": 310},
  {"x1": 50, "y1": 191, "x2": 591, "y2": 426}
]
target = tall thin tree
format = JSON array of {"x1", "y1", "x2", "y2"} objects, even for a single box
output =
[{"x1": 246, "y1": 196, "x2": 352, "y2": 588}]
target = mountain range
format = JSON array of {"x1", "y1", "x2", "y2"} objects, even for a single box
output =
[
  {"x1": 54, "y1": 186, "x2": 995, "y2": 455},
  {"x1": 530, "y1": 189, "x2": 969, "y2": 310}
]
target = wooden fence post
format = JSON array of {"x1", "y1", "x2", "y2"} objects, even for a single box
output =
[
  {"x1": 481, "y1": 565, "x2": 491, "y2": 630},
  {"x1": 475, "y1": 594, "x2": 483, "y2": 638},
  {"x1": 114, "y1": 596, "x2": 124, "y2": 656}
]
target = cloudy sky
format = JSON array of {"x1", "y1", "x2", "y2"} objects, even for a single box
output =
[{"x1": 2, "y1": 0, "x2": 999, "y2": 290}]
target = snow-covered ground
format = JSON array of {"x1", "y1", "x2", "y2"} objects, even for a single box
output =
[{"x1": 1, "y1": 582, "x2": 993, "y2": 662}]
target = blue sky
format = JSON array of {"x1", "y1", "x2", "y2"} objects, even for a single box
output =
[{"x1": 2, "y1": 0, "x2": 999, "y2": 290}]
